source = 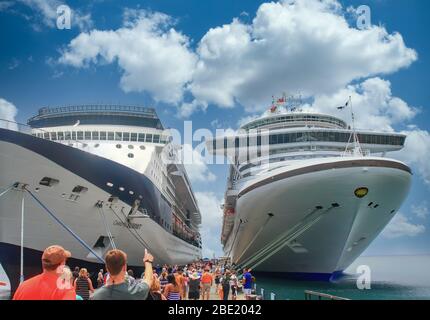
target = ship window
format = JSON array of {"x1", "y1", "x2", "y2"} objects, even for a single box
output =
[
  {"x1": 43, "y1": 132, "x2": 49, "y2": 139},
  {"x1": 77, "y1": 131, "x2": 83, "y2": 140},
  {"x1": 94, "y1": 143, "x2": 99, "y2": 148},
  {"x1": 39, "y1": 177, "x2": 59, "y2": 187},
  {"x1": 128, "y1": 145, "x2": 134, "y2": 149},
  {"x1": 116, "y1": 144, "x2": 122, "y2": 149},
  {"x1": 106, "y1": 182, "x2": 113, "y2": 187},
  {"x1": 140, "y1": 145, "x2": 145, "y2": 150},
  {"x1": 58, "y1": 132, "x2": 64, "y2": 140},
  {"x1": 115, "y1": 132, "x2": 122, "y2": 141},
  {"x1": 92, "y1": 131, "x2": 99, "y2": 140},
  {"x1": 153, "y1": 135, "x2": 160, "y2": 143},
  {"x1": 108, "y1": 132, "x2": 114, "y2": 140},
  {"x1": 128, "y1": 153, "x2": 134, "y2": 158},
  {"x1": 64, "y1": 131, "x2": 71, "y2": 140},
  {"x1": 72, "y1": 132, "x2": 77, "y2": 140},
  {"x1": 146, "y1": 134, "x2": 153, "y2": 142},
  {"x1": 100, "y1": 132, "x2": 107, "y2": 140},
  {"x1": 51, "y1": 132, "x2": 57, "y2": 140},
  {"x1": 72, "y1": 185, "x2": 88, "y2": 193},
  {"x1": 138, "y1": 133, "x2": 145, "y2": 142},
  {"x1": 119, "y1": 187, "x2": 125, "y2": 191},
  {"x1": 123, "y1": 132, "x2": 130, "y2": 141},
  {"x1": 130, "y1": 133, "x2": 137, "y2": 141},
  {"x1": 85, "y1": 131, "x2": 91, "y2": 140}
]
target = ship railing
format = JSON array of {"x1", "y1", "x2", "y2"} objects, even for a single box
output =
[
  {"x1": 0, "y1": 118, "x2": 86, "y2": 147},
  {"x1": 304, "y1": 290, "x2": 350, "y2": 300}
]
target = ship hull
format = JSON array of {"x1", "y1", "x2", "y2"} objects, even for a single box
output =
[
  {"x1": 0, "y1": 128, "x2": 201, "y2": 295},
  {"x1": 224, "y1": 158, "x2": 412, "y2": 276}
]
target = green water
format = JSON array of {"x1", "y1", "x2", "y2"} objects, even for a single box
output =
[{"x1": 253, "y1": 255, "x2": 430, "y2": 300}]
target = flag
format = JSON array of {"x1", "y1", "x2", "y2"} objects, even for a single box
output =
[
  {"x1": 270, "y1": 105, "x2": 277, "y2": 112},
  {"x1": 337, "y1": 100, "x2": 349, "y2": 110}
]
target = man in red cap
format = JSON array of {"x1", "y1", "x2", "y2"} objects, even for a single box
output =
[{"x1": 13, "y1": 245, "x2": 76, "y2": 300}]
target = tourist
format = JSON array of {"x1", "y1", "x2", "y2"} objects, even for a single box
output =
[
  {"x1": 174, "y1": 268, "x2": 186, "y2": 299},
  {"x1": 74, "y1": 268, "x2": 94, "y2": 300},
  {"x1": 163, "y1": 274, "x2": 181, "y2": 300},
  {"x1": 159, "y1": 271, "x2": 168, "y2": 291},
  {"x1": 146, "y1": 274, "x2": 166, "y2": 300},
  {"x1": 13, "y1": 245, "x2": 76, "y2": 300},
  {"x1": 72, "y1": 266, "x2": 80, "y2": 281},
  {"x1": 221, "y1": 270, "x2": 231, "y2": 300},
  {"x1": 230, "y1": 270, "x2": 238, "y2": 300},
  {"x1": 188, "y1": 270, "x2": 200, "y2": 300},
  {"x1": 183, "y1": 269, "x2": 190, "y2": 299},
  {"x1": 97, "y1": 269, "x2": 104, "y2": 288},
  {"x1": 200, "y1": 267, "x2": 213, "y2": 300},
  {"x1": 242, "y1": 268, "x2": 253, "y2": 297},
  {"x1": 214, "y1": 267, "x2": 221, "y2": 293},
  {"x1": 91, "y1": 248, "x2": 153, "y2": 300}
]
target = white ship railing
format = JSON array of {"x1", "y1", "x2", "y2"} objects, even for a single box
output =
[{"x1": 0, "y1": 118, "x2": 86, "y2": 147}]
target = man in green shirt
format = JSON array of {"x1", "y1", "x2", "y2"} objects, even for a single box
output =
[{"x1": 91, "y1": 248, "x2": 154, "y2": 300}]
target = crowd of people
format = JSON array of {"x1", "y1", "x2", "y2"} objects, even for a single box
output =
[{"x1": 12, "y1": 244, "x2": 255, "y2": 300}]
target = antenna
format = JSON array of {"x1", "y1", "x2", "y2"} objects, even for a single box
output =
[{"x1": 343, "y1": 96, "x2": 363, "y2": 157}]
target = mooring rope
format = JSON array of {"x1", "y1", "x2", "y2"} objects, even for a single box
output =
[
  {"x1": 97, "y1": 206, "x2": 117, "y2": 250},
  {"x1": 25, "y1": 187, "x2": 105, "y2": 263}
]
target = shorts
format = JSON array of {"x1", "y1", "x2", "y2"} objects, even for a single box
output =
[
  {"x1": 243, "y1": 288, "x2": 252, "y2": 295},
  {"x1": 231, "y1": 286, "x2": 237, "y2": 296},
  {"x1": 188, "y1": 291, "x2": 200, "y2": 300},
  {"x1": 202, "y1": 283, "x2": 211, "y2": 293}
]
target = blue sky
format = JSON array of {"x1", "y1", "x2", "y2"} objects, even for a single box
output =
[{"x1": 0, "y1": 0, "x2": 429, "y2": 258}]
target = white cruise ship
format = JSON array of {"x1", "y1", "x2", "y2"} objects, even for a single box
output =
[
  {"x1": 206, "y1": 96, "x2": 411, "y2": 279},
  {"x1": 0, "y1": 105, "x2": 202, "y2": 294}
]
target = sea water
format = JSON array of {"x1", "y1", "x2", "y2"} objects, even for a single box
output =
[{"x1": 253, "y1": 255, "x2": 430, "y2": 300}]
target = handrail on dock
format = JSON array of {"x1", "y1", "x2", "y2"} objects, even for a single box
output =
[{"x1": 304, "y1": 290, "x2": 350, "y2": 300}]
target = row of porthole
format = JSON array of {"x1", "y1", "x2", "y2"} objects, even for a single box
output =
[{"x1": 91, "y1": 144, "x2": 146, "y2": 150}]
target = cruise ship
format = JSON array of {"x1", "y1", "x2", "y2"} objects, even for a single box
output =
[
  {"x1": 206, "y1": 96, "x2": 411, "y2": 278},
  {"x1": 0, "y1": 105, "x2": 202, "y2": 294}
]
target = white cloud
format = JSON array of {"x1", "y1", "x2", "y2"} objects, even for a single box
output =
[
  {"x1": 0, "y1": 98, "x2": 18, "y2": 129},
  {"x1": 195, "y1": 192, "x2": 223, "y2": 258},
  {"x1": 305, "y1": 77, "x2": 417, "y2": 131},
  {"x1": 393, "y1": 129, "x2": 430, "y2": 185},
  {"x1": 189, "y1": 0, "x2": 417, "y2": 112},
  {"x1": 59, "y1": 9, "x2": 197, "y2": 105},
  {"x1": 181, "y1": 144, "x2": 216, "y2": 183},
  {"x1": 411, "y1": 202, "x2": 429, "y2": 219},
  {"x1": 58, "y1": 0, "x2": 417, "y2": 117},
  {"x1": 17, "y1": 0, "x2": 92, "y2": 31},
  {"x1": 382, "y1": 213, "x2": 425, "y2": 239}
]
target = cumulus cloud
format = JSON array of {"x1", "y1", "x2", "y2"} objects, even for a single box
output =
[
  {"x1": 16, "y1": 0, "x2": 92, "y2": 31},
  {"x1": 0, "y1": 98, "x2": 18, "y2": 129},
  {"x1": 189, "y1": 0, "x2": 417, "y2": 112},
  {"x1": 411, "y1": 202, "x2": 429, "y2": 219},
  {"x1": 305, "y1": 77, "x2": 418, "y2": 131},
  {"x1": 58, "y1": 0, "x2": 417, "y2": 117},
  {"x1": 195, "y1": 192, "x2": 224, "y2": 258},
  {"x1": 59, "y1": 9, "x2": 197, "y2": 104},
  {"x1": 181, "y1": 144, "x2": 216, "y2": 183},
  {"x1": 393, "y1": 129, "x2": 430, "y2": 185},
  {"x1": 382, "y1": 213, "x2": 425, "y2": 239}
]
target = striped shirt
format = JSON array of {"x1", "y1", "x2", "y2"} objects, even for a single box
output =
[
  {"x1": 167, "y1": 291, "x2": 181, "y2": 300},
  {"x1": 75, "y1": 277, "x2": 90, "y2": 300}
]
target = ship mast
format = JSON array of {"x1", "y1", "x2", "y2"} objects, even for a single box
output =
[{"x1": 343, "y1": 96, "x2": 363, "y2": 156}]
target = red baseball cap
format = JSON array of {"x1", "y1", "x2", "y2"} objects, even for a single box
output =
[{"x1": 42, "y1": 245, "x2": 71, "y2": 266}]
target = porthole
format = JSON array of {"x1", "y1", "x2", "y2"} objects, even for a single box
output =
[
  {"x1": 128, "y1": 145, "x2": 134, "y2": 149},
  {"x1": 129, "y1": 190, "x2": 134, "y2": 195},
  {"x1": 94, "y1": 144, "x2": 100, "y2": 148},
  {"x1": 119, "y1": 187, "x2": 125, "y2": 192},
  {"x1": 116, "y1": 144, "x2": 122, "y2": 149},
  {"x1": 140, "y1": 145, "x2": 145, "y2": 150},
  {"x1": 128, "y1": 153, "x2": 134, "y2": 158},
  {"x1": 106, "y1": 182, "x2": 114, "y2": 187}
]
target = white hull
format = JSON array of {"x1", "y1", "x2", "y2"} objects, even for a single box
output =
[
  {"x1": 225, "y1": 158, "x2": 411, "y2": 275},
  {"x1": 0, "y1": 139, "x2": 201, "y2": 271}
]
